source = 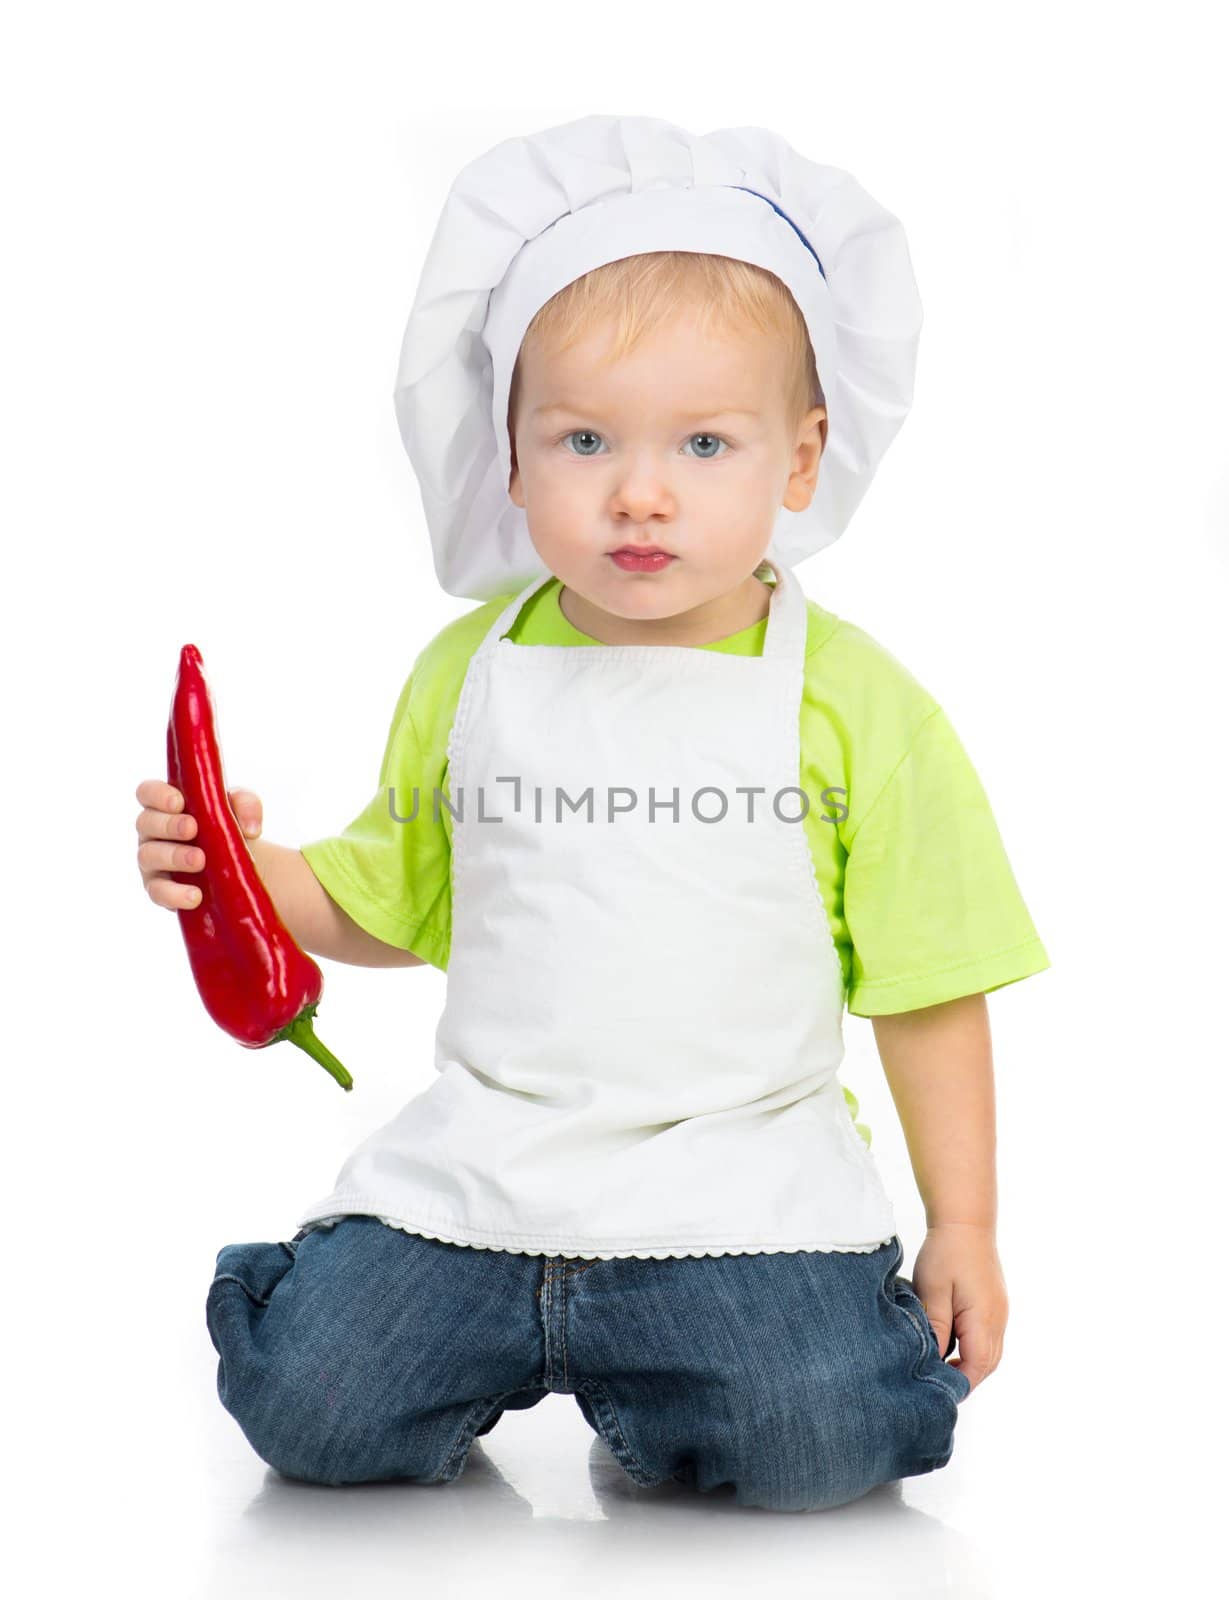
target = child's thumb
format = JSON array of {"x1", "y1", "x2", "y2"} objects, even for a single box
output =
[{"x1": 229, "y1": 788, "x2": 263, "y2": 839}]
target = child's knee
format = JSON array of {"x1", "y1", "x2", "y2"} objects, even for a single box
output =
[
  {"x1": 203, "y1": 1234, "x2": 449, "y2": 1486},
  {"x1": 205, "y1": 1239, "x2": 316, "y2": 1474},
  {"x1": 212, "y1": 1238, "x2": 298, "y2": 1300},
  {"x1": 205, "y1": 1240, "x2": 296, "y2": 1375}
]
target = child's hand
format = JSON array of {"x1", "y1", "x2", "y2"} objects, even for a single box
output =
[
  {"x1": 135, "y1": 779, "x2": 263, "y2": 910},
  {"x1": 911, "y1": 1223, "x2": 1007, "y2": 1393}
]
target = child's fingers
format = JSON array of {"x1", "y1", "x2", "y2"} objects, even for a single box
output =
[
  {"x1": 228, "y1": 787, "x2": 263, "y2": 839},
  {"x1": 146, "y1": 872, "x2": 203, "y2": 912},
  {"x1": 136, "y1": 779, "x2": 185, "y2": 815},
  {"x1": 134, "y1": 782, "x2": 204, "y2": 909},
  {"x1": 136, "y1": 805, "x2": 196, "y2": 842},
  {"x1": 138, "y1": 839, "x2": 205, "y2": 880}
]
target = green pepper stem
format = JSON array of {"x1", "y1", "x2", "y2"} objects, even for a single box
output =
[{"x1": 275, "y1": 1003, "x2": 353, "y2": 1091}]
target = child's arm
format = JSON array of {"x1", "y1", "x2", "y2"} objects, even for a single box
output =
[
  {"x1": 871, "y1": 993, "x2": 1006, "y2": 1391},
  {"x1": 247, "y1": 837, "x2": 426, "y2": 969},
  {"x1": 872, "y1": 992, "x2": 996, "y2": 1228}
]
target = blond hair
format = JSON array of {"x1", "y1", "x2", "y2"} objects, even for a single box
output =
[{"x1": 507, "y1": 251, "x2": 823, "y2": 438}]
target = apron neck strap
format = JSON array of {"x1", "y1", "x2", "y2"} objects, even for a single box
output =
[
  {"x1": 480, "y1": 570, "x2": 558, "y2": 659},
  {"x1": 757, "y1": 558, "x2": 807, "y2": 663}
]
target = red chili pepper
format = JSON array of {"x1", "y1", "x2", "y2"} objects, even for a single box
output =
[{"x1": 166, "y1": 643, "x2": 353, "y2": 1091}]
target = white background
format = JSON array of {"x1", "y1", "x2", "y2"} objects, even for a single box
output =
[{"x1": 5, "y1": 3, "x2": 1225, "y2": 1596}]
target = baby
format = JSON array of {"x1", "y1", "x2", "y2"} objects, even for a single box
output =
[{"x1": 135, "y1": 115, "x2": 1048, "y2": 1511}]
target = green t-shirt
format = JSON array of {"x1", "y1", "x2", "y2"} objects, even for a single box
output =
[{"x1": 301, "y1": 576, "x2": 1050, "y2": 1148}]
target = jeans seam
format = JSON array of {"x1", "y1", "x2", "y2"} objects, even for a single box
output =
[
  {"x1": 438, "y1": 1386, "x2": 545, "y2": 1482},
  {"x1": 208, "y1": 1271, "x2": 274, "y2": 1308},
  {"x1": 575, "y1": 1378, "x2": 659, "y2": 1487},
  {"x1": 559, "y1": 1264, "x2": 572, "y2": 1391}
]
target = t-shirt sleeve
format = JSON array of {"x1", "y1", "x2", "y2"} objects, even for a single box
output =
[
  {"x1": 298, "y1": 670, "x2": 452, "y2": 970},
  {"x1": 843, "y1": 705, "x2": 1050, "y2": 1015}
]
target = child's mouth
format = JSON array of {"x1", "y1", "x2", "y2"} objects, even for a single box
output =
[{"x1": 609, "y1": 550, "x2": 677, "y2": 573}]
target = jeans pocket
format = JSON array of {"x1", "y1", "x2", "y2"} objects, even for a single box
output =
[
  {"x1": 889, "y1": 1273, "x2": 972, "y2": 1404},
  {"x1": 890, "y1": 1275, "x2": 934, "y2": 1355},
  {"x1": 905, "y1": 1277, "x2": 944, "y2": 1346}
]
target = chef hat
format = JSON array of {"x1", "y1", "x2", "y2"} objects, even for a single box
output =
[{"x1": 393, "y1": 113, "x2": 922, "y2": 601}]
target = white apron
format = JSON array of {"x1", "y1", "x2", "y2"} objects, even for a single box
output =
[{"x1": 295, "y1": 558, "x2": 897, "y2": 1259}]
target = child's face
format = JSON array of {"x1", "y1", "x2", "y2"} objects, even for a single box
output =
[{"x1": 508, "y1": 307, "x2": 826, "y2": 628}]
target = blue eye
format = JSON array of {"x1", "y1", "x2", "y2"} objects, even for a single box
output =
[
  {"x1": 683, "y1": 433, "x2": 729, "y2": 459},
  {"x1": 562, "y1": 430, "x2": 605, "y2": 457}
]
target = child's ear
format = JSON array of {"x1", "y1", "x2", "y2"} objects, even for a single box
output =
[
  {"x1": 783, "y1": 405, "x2": 827, "y2": 512},
  {"x1": 806, "y1": 404, "x2": 828, "y2": 460}
]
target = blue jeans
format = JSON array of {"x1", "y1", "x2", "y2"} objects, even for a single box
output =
[{"x1": 205, "y1": 1214, "x2": 971, "y2": 1512}]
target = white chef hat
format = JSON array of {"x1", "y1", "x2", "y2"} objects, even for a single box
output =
[{"x1": 393, "y1": 113, "x2": 922, "y2": 601}]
